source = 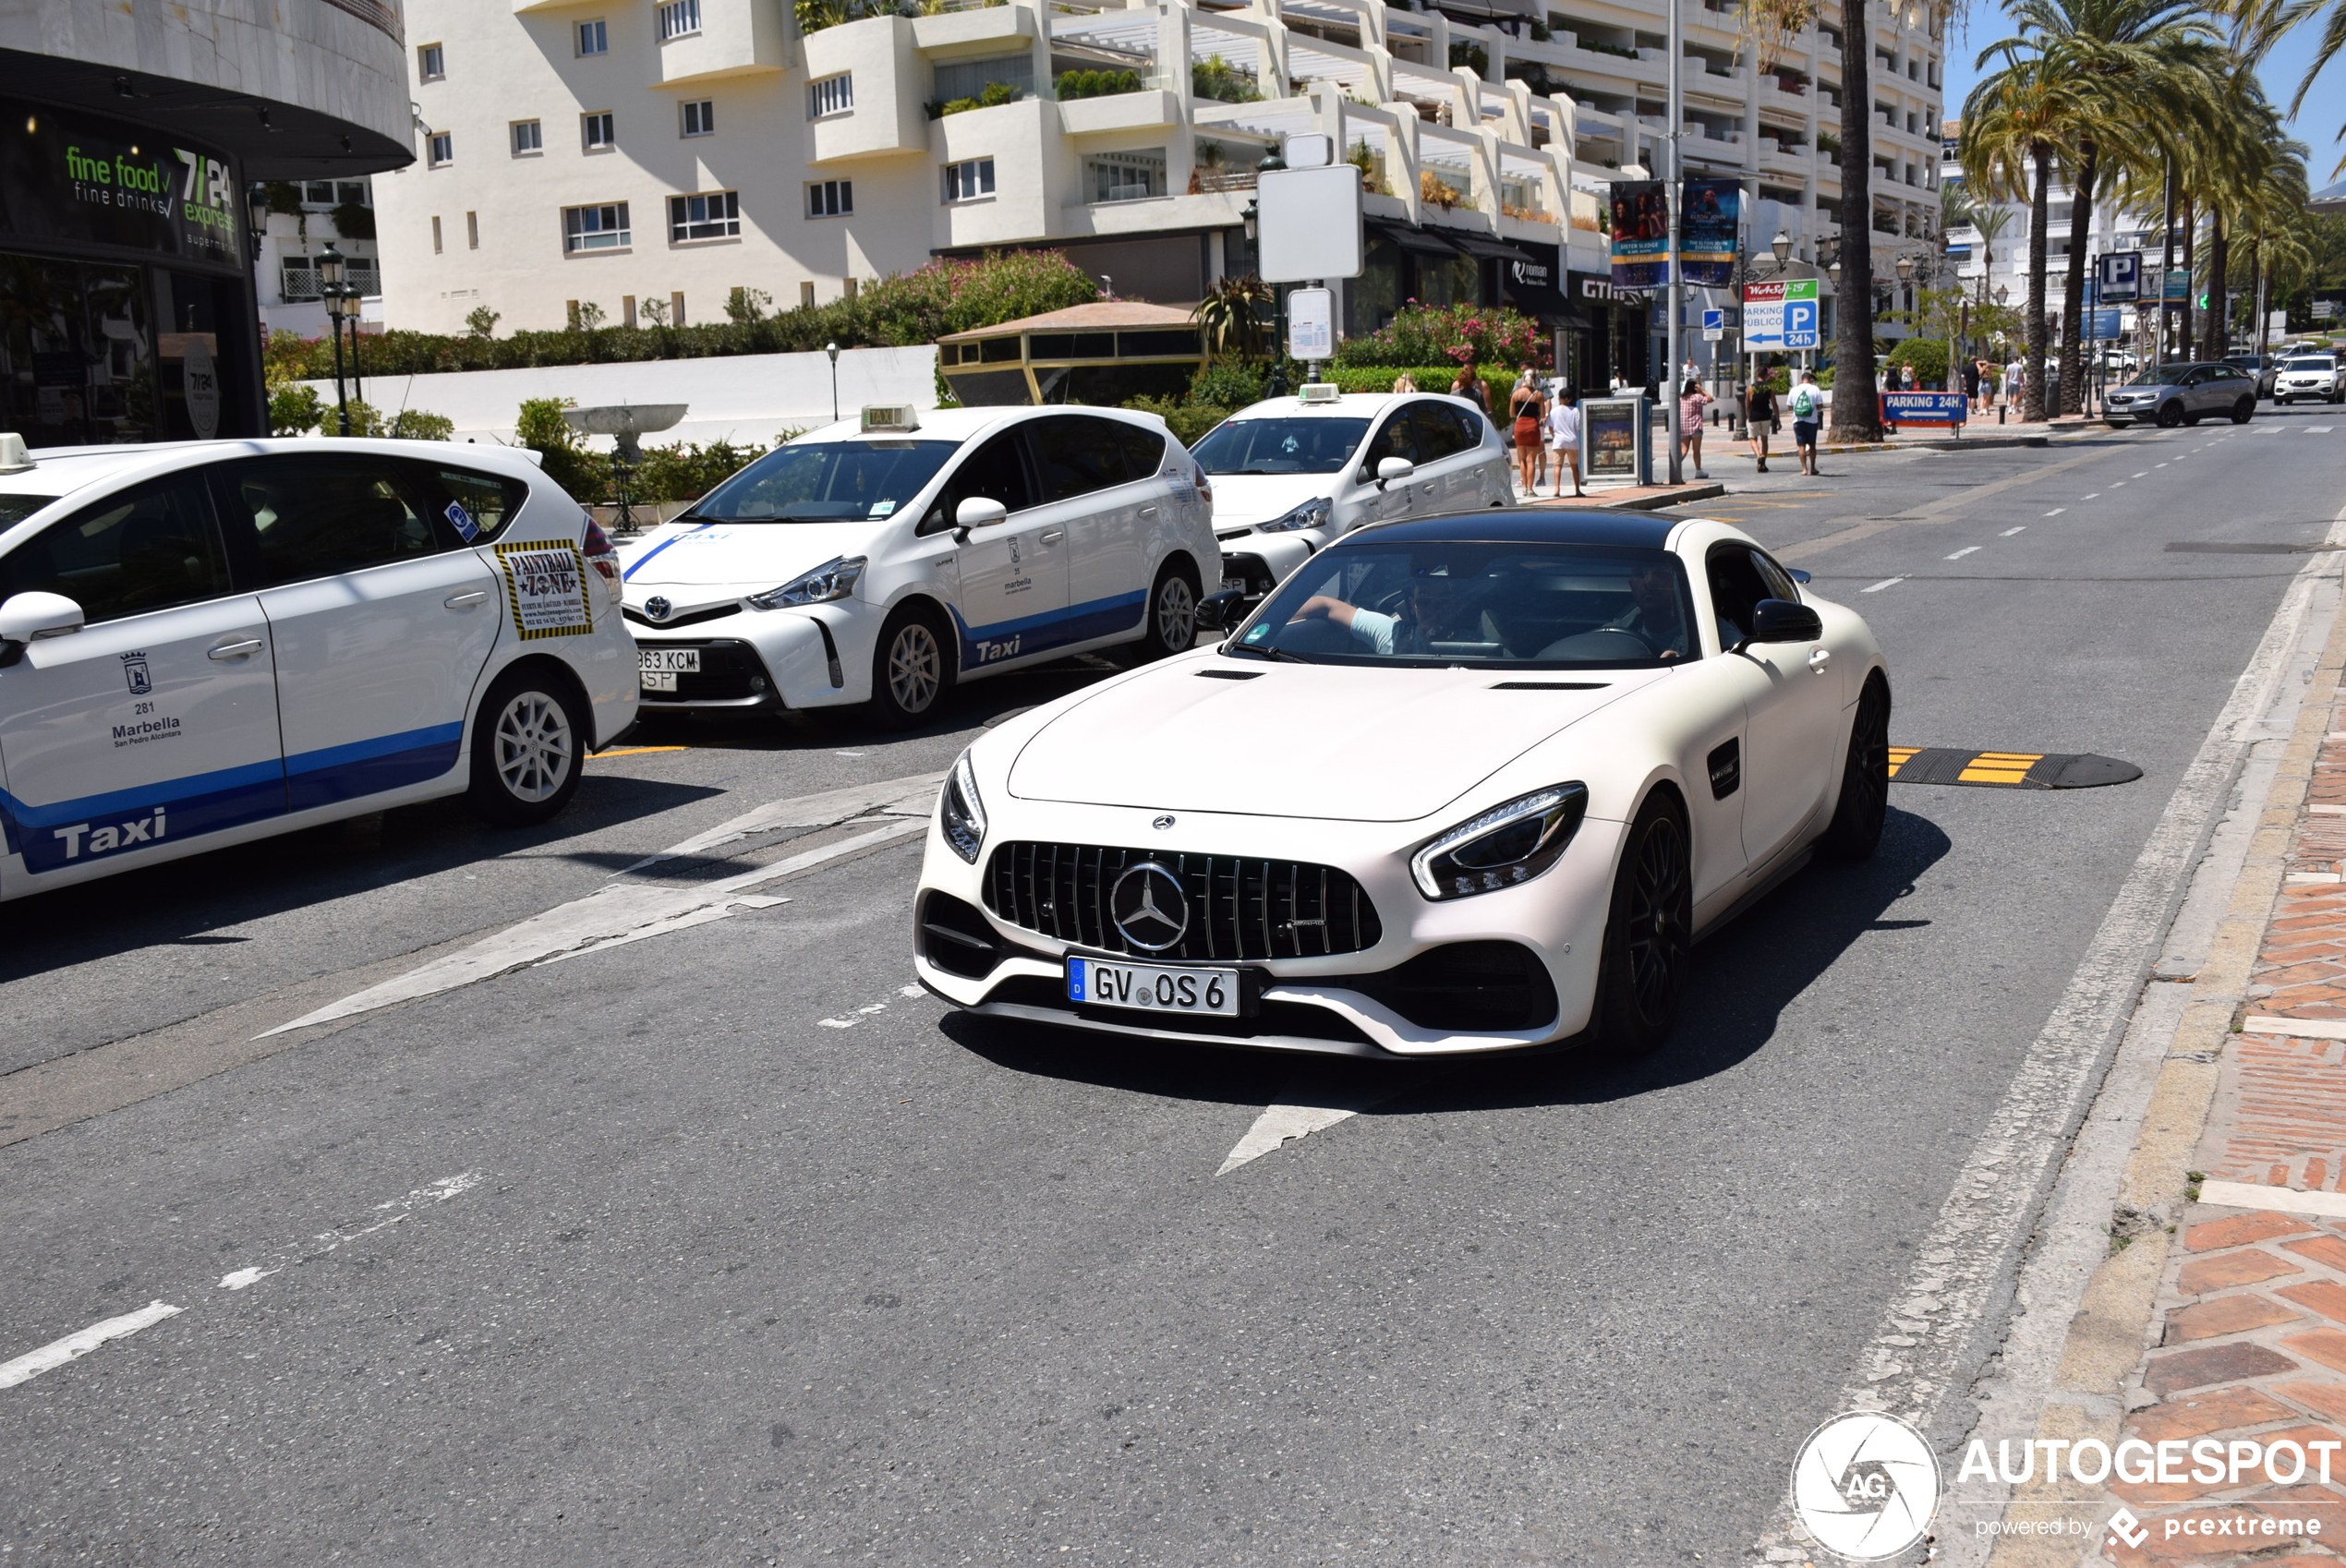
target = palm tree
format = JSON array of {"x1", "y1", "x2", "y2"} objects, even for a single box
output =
[{"x1": 1964, "y1": 54, "x2": 2078, "y2": 419}]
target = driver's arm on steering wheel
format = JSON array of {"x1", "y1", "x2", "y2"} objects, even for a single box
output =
[{"x1": 1296, "y1": 595, "x2": 1362, "y2": 628}]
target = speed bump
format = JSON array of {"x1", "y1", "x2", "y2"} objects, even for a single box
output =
[{"x1": 1887, "y1": 747, "x2": 2142, "y2": 790}]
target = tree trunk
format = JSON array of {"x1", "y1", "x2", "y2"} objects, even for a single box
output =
[
  {"x1": 1828, "y1": 0, "x2": 1879, "y2": 441},
  {"x1": 2058, "y1": 145, "x2": 2097, "y2": 416},
  {"x1": 2024, "y1": 143, "x2": 2050, "y2": 422},
  {"x1": 2178, "y1": 196, "x2": 2195, "y2": 358},
  {"x1": 2201, "y1": 211, "x2": 2230, "y2": 361}
]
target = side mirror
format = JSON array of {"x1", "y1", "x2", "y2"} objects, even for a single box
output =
[
  {"x1": 0, "y1": 592, "x2": 83, "y2": 667},
  {"x1": 1194, "y1": 588, "x2": 1244, "y2": 632},
  {"x1": 951, "y1": 495, "x2": 1008, "y2": 544},
  {"x1": 1746, "y1": 597, "x2": 1823, "y2": 645},
  {"x1": 1374, "y1": 456, "x2": 1415, "y2": 489}
]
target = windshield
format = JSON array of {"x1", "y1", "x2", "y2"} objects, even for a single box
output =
[
  {"x1": 0, "y1": 495, "x2": 59, "y2": 529},
  {"x1": 683, "y1": 439, "x2": 960, "y2": 523},
  {"x1": 1192, "y1": 416, "x2": 1370, "y2": 476},
  {"x1": 1230, "y1": 541, "x2": 1699, "y2": 669},
  {"x1": 2129, "y1": 365, "x2": 2192, "y2": 385},
  {"x1": 2287, "y1": 357, "x2": 2335, "y2": 370}
]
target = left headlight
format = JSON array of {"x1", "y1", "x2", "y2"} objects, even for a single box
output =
[
  {"x1": 1257, "y1": 497, "x2": 1332, "y2": 534},
  {"x1": 749, "y1": 555, "x2": 865, "y2": 609},
  {"x1": 939, "y1": 749, "x2": 987, "y2": 864},
  {"x1": 1410, "y1": 783, "x2": 1589, "y2": 900}
]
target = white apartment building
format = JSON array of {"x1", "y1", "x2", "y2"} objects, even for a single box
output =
[
  {"x1": 253, "y1": 177, "x2": 387, "y2": 339},
  {"x1": 376, "y1": 0, "x2": 1941, "y2": 391}
]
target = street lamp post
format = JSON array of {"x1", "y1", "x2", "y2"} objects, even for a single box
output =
[
  {"x1": 319, "y1": 243, "x2": 352, "y2": 436},
  {"x1": 826, "y1": 341, "x2": 840, "y2": 423}
]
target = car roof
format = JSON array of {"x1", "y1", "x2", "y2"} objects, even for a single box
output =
[
  {"x1": 0, "y1": 438, "x2": 545, "y2": 499},
  {"x1": 1223, "y1": 392, "x2": 1473, "y2": 419},
  {"x1": 1339, "y1": 509, "x2": 1678, "y2": 550},
  {"x1": 786, "y1": 405, "x2": 1171, "y2": 444}
]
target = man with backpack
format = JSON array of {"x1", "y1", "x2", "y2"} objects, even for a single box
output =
[{"x1": 1789, "y1": 368, "x2": 1823, "y2": 476}]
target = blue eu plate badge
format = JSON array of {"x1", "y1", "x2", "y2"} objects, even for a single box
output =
[{"x1": 1066, "y1": 957, "x2": 1089, "y2": 1002}]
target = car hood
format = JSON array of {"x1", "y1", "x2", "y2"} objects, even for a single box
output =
[
  {"x1": 618, "y1": 519, "x2": 879, "y2": 588},
  {"x1": 1207, "y1": 474, "x2": 1344, "y2": 530},
  {"x1": 1007, "y1": 657, "x2": 1669, "y2": 822}
]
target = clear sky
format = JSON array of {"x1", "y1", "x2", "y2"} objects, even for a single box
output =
[{"x1": 1938, "y1": 6, "x2": 2346, "y2": 190}]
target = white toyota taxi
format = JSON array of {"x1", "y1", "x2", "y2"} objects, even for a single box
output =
[
  {"x1": 1195, "y1": 391, "x2": 1513, "y2": 601},
  {"x1": 618, "y1": 405, "x2": 1220, "y2": 726},
  {"x1": 0, "y1": 436, "x2": 635, "y2": 900}
]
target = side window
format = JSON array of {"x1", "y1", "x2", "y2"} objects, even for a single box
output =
[
  {"x1": 216, "y1": 458, "x2": 445, "y2": 587},
  {"x1": 921, "y1": 429, "x2": 1036, "y2": 535},
  {"x1": 1359, "y1": 410, "x2": 1419, "y2": 478},
  {"x1": 0, "y1": 475, "x2": 230, "y2": 624},
  {"x1": 1751, "y1": 550, "x2": 1801, "y2": 603},
  {"x1": 1705, "y1": 546, "x2": 1774, "y2": 649},
  {"x1": 429, "y1": 466, "x2": 530, "y2": 542},
  {"x1": 1115, "y1": 422, "x2": 1167, "y2": 478},
  {"x1": 1027, "y1": 415, "x2": 1130, "y2": 503}
]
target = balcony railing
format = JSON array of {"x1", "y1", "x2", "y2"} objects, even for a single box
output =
[{"x1": 280, "y1": 265, "x2": 382, "y2": 302}]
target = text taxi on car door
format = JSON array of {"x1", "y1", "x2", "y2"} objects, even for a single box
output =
[
  {"x1": 618, "y1": 404, "x2": 1221, "y2": 726},
  {"x1": 0, "y1": 434, "x2": 636, "y2": 901}
]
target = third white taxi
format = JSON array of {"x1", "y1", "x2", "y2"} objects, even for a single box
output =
[{"x1": 620, "y1": 405, "x2": 1220, "y2": 726}]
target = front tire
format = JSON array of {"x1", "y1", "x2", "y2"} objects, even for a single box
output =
[
  {"x1": 2157, "y1": 401, "x2": 2184, "y2": 428},
  {"x1": 1119, "y1": 559, "x2": 1201, "y2": 665},
  {"x1": 1819, "y1": 673, "x2": 1892, "y2": 861},
  {"x1": 869, "y1": 602, "x2": 953, "y2": 729},
  {"x1": 1592, "y1": 793, "x2": 1692, "y2": 1058},
  {"x1": 466, "y1": 666, "x2": 586, "y2": 826},
  {"x1": 2232, "y1": 398, "x2": 2255, "y2": 424}
]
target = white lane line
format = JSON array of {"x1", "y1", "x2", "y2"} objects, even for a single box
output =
[
  {"x1": 616, "y1": 772, "x2": 945, "y2": 876},
  {"x1": 1860, "y1": 577, "x2": 1905, "y2": 594},
  {"x1": 2309, "y1": 425, "x2": 2338, "y2": 433},
  {"x1": 2001, "y1": 526, "x2": 2027, "y2": 537},
  {"x1": 2111, "y1": 480, "x2": 2127, "y2": 487},
  {"x1": 1217, "y1": 1076, "x2": 1413, "y2": 1175},
  {"x1": 1945, "y1": 547, "x2": 1980, "y2": 560},
  {"x1": 262, "y1": 814, "x2": 930, "y2": 1036},
  {"x1": 2132, "y1": 471, "x2": 2148, "y2": 477},
  {"x1": 0, "y1": 1302, "x2": 181, "y2": 1390},
  {"x1": 217, "y1": 1267, "x2": 276, "y2": 1290},
  {"x1": 2044, "y1": 507, "x2": 2066, "y2": 516},
  {"x1": 2155, "y1": 463, "x2": 2169, "y2": 468},
  {"x1": 2082, "y1": 492, "x2": 2100, "y2": 500}
]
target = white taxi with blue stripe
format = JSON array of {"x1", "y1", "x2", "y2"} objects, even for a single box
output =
[
  {"x1": 618, "y1": 405, "x2": 1219, "y2": 726},
  {"x1": 0, "y1": 436, "x2": 635, "y2": 899}
]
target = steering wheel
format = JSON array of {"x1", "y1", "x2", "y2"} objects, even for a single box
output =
[{"x1": 1535, "y1": 626, "x2": 1657, "y2": 660}]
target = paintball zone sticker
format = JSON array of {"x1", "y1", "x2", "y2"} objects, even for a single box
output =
[{"x1": 495, "y1": 541, "x2": 594, "y2": 639}]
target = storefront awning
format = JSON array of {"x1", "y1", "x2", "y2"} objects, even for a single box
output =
[
  {"x1": 1505, "y1": 275, "x2": 1592, "y2": 329},
  {"x1": 1368, "y1": 221, "x2": 1465, "y2": 259},
  {"x1": 1445, "y1": 233, "x2": 1535, "y2": 263}
]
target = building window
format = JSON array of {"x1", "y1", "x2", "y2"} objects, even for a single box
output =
[
  {"x1": 801, "y1": 281, "x2": 816, "y2": 307},
  {"x1": 417, "y1": 42, "x2": 445, "y2": 81},
  {"x1": 428, "y1": 132, "x2": 453, "y2": 167},
  {"x1": 577, "y1": 18, "x2": 608, "y2": 55},
  {"x1": 432, "y1": 216, "x2": 443, "y2": 254},
  {"x1": 1083, "y1": 149, "x2": 1166, "y2": 203},
  {"x1": 466, "y1": 211, "x2": 480, "y2": 248},
  {"x1": 563, "y1": 202, "x2": 631, "y2": 252},
  {"x1": 682, "y1": 99, "x2": 715, "y2": 137},
  {"x1": 658, "y1": 0, "x2": 702, "y2": 40},
  {"x1": 807, "y1": 74, "x2": 854, "y2": 118},
  {"x1": 807, "y1": 179, "x2": 852, "y2": 218},
  {"x1": 943, "y1": 157, "x2": 996, "y2": 202},
  {"x1": 582, "y1": 111, "x2": 615, "y2": 151},
  {"x1": 669, "y1": 190, "x2": 740, "y2": 241},
  {"x1": 512, "y1": 119, "x2": 542, "y2": 155}
]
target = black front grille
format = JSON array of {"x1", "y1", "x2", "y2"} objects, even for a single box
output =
[
  {"x1": 639, "y1": 638, "x2": 772, "y2": 703},
  {"x1": 983, "y1": 842, "x2": 1381, "y2": 960}
]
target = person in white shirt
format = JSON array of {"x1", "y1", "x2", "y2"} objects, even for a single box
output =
[{"x1": 1545, "y1": 387, "x2": 1585, "y2": 497}]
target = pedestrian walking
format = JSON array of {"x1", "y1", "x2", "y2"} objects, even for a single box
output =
[
  {"x1": 1679, "y1": 379, "x2": 1712, "y2": 480},
  {"x1": 1963, "y1": 356, "x2": 1983, "y2": 415},
  {"x1": 1744, "y1": 377, "x2": 1777, "y2": 473},
  {"x1": 2005, "y1": 355, "x2": 2026, "y2": 412},
  {"x1": 1789, "y1": 368, "x2": 1823, "y2": 476},
  {"x1": 1450, "y1": 366, "x2": 1488, "y2": 416},
  {"x1": 1509, "y1": 370, "x2": 1547, "y2": 495},
  {"x1": 1546, "y1": 387, "x2": 1584, "y2": 498},
  {"x1": 1391, "y1": 371, "x2": 1418, "y2": 393}
]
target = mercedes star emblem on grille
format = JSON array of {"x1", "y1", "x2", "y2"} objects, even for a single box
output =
[
  {"x1": 1110, "y1": 862, "x2": 1189, "y2": 951},
  {"x1": 1152, "y1": 814, "x2": 1176, "y2": 830},
  {"x1": 646, "y1": 596, "x2": 672, "y2": 621}
]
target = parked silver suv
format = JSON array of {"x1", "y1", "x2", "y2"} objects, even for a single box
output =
[{"x1": 2103, "y1": 362, "x2": 2257, "y2": 428}]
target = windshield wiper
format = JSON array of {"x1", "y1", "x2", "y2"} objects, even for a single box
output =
[{"x1": 1224, "y1": 642, "x2": 1315, "y2": 664}]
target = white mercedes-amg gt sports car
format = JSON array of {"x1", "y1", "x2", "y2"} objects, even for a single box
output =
[{"x1": 912, "y1": 511, "x2": 1890, "y2": 1058}]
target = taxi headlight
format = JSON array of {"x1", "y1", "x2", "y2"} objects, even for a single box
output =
[
  {"x1": 750, "y1": 555, "x2": 865, "y2": 609},
  {"x1": 940, "y1": 750, "x2": 987, "y2": 864},
  {"x1": 1410, "y1": 784, "x2": 1589, "y2": 900},
  {"x1": 1257, "y1": 497, "x2": 1332, "y2": 534}
]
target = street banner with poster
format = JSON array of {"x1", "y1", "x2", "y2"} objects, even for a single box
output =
[
  {"x1": 1608, "y1": 181, "x2": 1669, "y2": 289},
  {"x1": 1679, "y1": 178, "x2": 1741, "y2": 286}
]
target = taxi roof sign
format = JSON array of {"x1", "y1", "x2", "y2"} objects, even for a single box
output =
[{"x1": 860, "y1": 405, "x2": 921, "y2": 433}]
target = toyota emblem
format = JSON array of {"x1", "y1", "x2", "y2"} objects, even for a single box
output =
[
  {"x1": 1152, "y1": 814, "x2": 1176, "y2": 830},
  {"x1": 1110, "y1": 862, "x2": 1190, "y2": 952},
  {"x1": 646, "y1": 596, "x2": 672, "y2": 622}
]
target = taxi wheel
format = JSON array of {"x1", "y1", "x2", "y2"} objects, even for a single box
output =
[
  {"x1": 466, "y1": 668, "x2": 586, "y2": 826},
  {"x1": 1119, "y1": 561, "x2": 1202, "y2": 665},
  {"x1": 870, "y1": 603, "x2": 953, "y2": 729}
]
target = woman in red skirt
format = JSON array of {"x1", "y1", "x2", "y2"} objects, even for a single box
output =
[{"x1": 1508, "y1": 370, "x2": 1548, "y2": 496}]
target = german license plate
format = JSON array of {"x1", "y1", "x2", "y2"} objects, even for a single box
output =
[
  {"x1": 640, "y1": 670, "x2": 678, "y2": 693},
  {"x1": 1068, "y1": 956, "x2": 1240, "y2": 1017},
  {"x1": 641, "y1": 647, "x2": 700, "y2": 673}
]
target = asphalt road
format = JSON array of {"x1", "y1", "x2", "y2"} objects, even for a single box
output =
[{"x1": 4, "y1": 405, "x2": 2343, "y2": 1566}]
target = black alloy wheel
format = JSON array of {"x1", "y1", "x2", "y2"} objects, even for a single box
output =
[
  {"x1": 1820, "y1": 672, "x2": 1892, "y2": 861},
  {"x1": 1594, "y1": 796, "x2": 1691, "y2": 1057},
  {"x1": 2232, "y1": 398, "x2": 2255, "y2": 424},
  {"x1": 2156, "y1": 401, "x2": 2184, "y2": 428}
]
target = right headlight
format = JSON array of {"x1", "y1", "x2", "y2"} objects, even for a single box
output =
[
  {"x1": 1410, "y1": 783, "x2": 1589, "y2": 901},
  {"x1": 939, "y1": 749, "x2": 987, "y2": 864},
  {"x1": 1257, "y1": 497, "x2": 1332, "y2": 533}
]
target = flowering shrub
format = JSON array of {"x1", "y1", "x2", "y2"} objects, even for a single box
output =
[{"x1": 1332, "y1": 302, "x2": 1551, "y2": 370}]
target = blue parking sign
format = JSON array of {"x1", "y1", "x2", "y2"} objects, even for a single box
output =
[{"x1": 1784, "y1": 299, "x2": 1819, "y2": 349}]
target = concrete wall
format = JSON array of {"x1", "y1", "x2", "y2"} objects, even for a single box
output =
[{"x1": 298, "y1": 344, "x2": 939, "y2": 449}]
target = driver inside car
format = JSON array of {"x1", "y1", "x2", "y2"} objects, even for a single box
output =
[
  {"x1": 1291, "y1": 567, "x2": 1498, "y2": 655},
  {"x1": 1595, "y1": 560, "x2": 1690, "y2": 660}
]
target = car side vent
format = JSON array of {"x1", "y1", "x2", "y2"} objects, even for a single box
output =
[
  {"x1": 1489, "y1": 681, "x2": 1608, "y2": 690},
  {"x1": 1196, "y1": 669, "x2": 1264, "y2": 681}
]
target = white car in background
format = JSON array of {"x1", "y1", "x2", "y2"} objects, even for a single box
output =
[
  {"x1": 1193, "y1": 392, "x2": 1512, "y2": 602},
  {"x1": 2274, "y1": 355, "x2": 2344, "y2": 404},
  {"x1": 0, "y1": 437, "x2": 635, "y2": 900},
  {"x1": 619, "y1": 406, "x2": 1219, "y2": 727}
]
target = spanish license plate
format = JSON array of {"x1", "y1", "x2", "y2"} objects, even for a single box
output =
[
  {"x1": 640, "y1": 670, "x2": 678, "y2": 693},
  {"x1": 1068, "y1": 956, "x2": 1240, "y2": 1017},
  {"x1": 640, "y1": 647, "x2": 701, "y2": 673}
]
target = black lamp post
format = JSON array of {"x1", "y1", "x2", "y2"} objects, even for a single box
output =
[{"x1": 319, "y1": 243, "x2": 352, "y2": 436}]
